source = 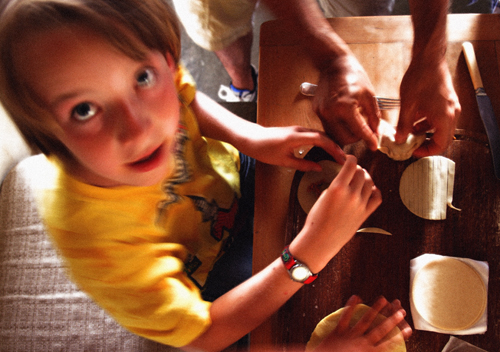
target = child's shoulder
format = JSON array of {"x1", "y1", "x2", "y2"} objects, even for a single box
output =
[{"x1": 176, "y1": 64, "x2": 197, "y2": 104}]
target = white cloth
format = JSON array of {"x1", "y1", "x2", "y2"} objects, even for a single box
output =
[
  {"x1": 172, "y1": 0, "x2": 257, "y2": 51},
  {"x1": 318, "y1": 0, "x2": 395, "y2": 17}
]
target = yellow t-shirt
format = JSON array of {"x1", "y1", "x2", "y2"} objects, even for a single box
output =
[{"x1": 35, "y1": 65, "x2": 241, "y2": 347}]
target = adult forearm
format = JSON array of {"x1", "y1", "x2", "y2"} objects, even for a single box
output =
[
  {"x1": 409, "y1": 0, "x2": 450, "y2": 64},
  {"x1": 262, "y1": 0, "x2": 351, "y2": 68}
]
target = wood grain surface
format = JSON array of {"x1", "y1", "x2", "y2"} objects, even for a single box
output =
[{"x1": 252, "y1": 14, "x2": 500, "y2": 351}]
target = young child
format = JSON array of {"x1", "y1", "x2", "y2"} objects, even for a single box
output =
[{"x1": 0, "y1": 0, "x2": 410, "y2": 350}]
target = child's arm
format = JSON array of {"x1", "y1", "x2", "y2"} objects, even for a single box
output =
[
  {"x1": 183, "y1": 155, "x2": 388, "y2": 352},
  {"x1": 192, "y1": 91, "x2": 346, "y2": 171}
]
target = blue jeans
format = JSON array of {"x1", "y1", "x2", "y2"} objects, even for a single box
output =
[{"x1": 201, "y1": 153, "x2": 255, "y2": 302}]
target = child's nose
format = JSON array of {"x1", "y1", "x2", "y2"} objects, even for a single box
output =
[{"x1": 116, "y1": 99, "x2": 151, "y2": 142}]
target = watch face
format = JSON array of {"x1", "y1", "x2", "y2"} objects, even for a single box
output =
[{"x1": 291, "y1": 264, "x2": 311, "y2": 282}]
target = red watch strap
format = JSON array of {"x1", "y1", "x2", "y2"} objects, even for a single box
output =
[
  {"x1": 281, "y1": 246, "x2": 296, "y2": 270},
  {"x1": 281, "y1": 246, "x2": 318, "y2": 284},
  {"x1": 303, "y1": 274, "x2": 318, "y2": 284}
]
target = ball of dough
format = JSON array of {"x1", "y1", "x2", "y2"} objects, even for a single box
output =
[{"x1": 377, "y1": 119, "x2": 425, "y2": 161}]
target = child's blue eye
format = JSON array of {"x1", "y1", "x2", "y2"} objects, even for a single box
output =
[
  {"x1": 136, "y1": 68, "x2": 156, "y2": 88},
  {"x1": 72, "y1": 102, "x2": 98, "y2": 121}
]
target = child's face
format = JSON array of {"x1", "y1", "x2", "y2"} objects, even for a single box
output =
[{"x1": 14, "y1": 26, "x2": 180, "y2": 187}]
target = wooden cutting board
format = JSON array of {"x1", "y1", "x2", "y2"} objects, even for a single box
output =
[{"x1": 252, "y1": 14, "x2": 500, "y2": 351}]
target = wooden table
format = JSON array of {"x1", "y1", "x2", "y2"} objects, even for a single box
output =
[{"x1": 252, "y1": 14, "x2": 500, "y2": 351}]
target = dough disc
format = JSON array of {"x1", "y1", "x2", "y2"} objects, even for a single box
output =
[
  {"x1": 297, "y1": 160, "x2": 342, "y2": 214},
  {"x1": 411, "y1": 257, "x2": 487, "y2": 331},
  {"x1": 399, "y1": 156, "x2": 458, "y2": 220},
  {"x1": 306, "y1": 304, "x2": 406, "y2": 351}
]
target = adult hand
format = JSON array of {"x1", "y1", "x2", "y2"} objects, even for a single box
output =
[
  {"x1": 312, "y1": 54, "x2": 380, "y2": 151},
  {"x1": 396, "y1": 58, "x2": 461, "y2": 157}
]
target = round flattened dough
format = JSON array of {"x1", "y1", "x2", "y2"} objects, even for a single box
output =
[
  {"x1": 306, "y1": 304, "x2": 406, "y2": 352},
  {"x1": 399, "y1": 156, "x2": 457, "y2": 220},
  {"x1": 297, "y1": 160, "x2": 342, "y2": 214},
  {"x1": 411, "y1": 257, "x2": 487, "y2": 331}
]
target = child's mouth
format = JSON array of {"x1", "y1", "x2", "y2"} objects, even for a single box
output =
[{"x1": 128, "y1": 145, "x2": 163, "y2": 172}]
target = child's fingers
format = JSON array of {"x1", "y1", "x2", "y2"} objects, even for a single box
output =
[
  {"x1": 332, "y1": 155, "x2": 359, "y2": 186},
  {"x1": 347, "y1": 165, "x2": 368, "y2": 192},
  {"x1": 286, "y1": 158, "x2": 325, "y2": 172},
  {"x1": 360, "y1": 169, "x2": 376, "y2": 199},
  {"x1": 399, "y1": 321, "x2": 413, "y2": 341},
  {"x1": 366, "y1": 309, "x2": 406, "y2": 345},
  {"x1": 288, "y1": 127, "x2": 346, "y2": 164},
  {"x1": 379, "y1": 299, "x2": 412, "y2": 341},
  {"x1": 366, "y1": 186, "x2": 382, "y2": 213},
  {"x1": 379, "y1": 299, "x2": 402, "y2": 317},
  {"x1": 350, "y1": 296, "x2": 388, "y2": 335},
  {"x1": 347, "y1": 166, "x2": 379, "y2": 205},
  {"x1": 336, "y1": 295, "x2": 362, "y2": 333}
]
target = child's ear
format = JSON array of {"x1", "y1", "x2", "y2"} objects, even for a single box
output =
[{"x1": 165, "y1": 52, "x2": 176, "y2": 74}]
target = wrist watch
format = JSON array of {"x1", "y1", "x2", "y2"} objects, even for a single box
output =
[{"x1": 281, "y1": 246, "x2": 318, "y2": 284}]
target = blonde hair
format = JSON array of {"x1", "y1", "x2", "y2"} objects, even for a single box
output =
[{"x1": 0, "y1": 0, "x2": 181, "y2": 159}]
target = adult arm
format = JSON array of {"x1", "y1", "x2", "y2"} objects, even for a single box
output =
[
  {"x1": 396, "y1": 0, "x2": 461, "y2": 157},
  {"x1": 263, "y1": 0, "x2": 461, "y2": 157},
  {"x1": 261, "y1": 0, "x2": 380, "y2": 150}
]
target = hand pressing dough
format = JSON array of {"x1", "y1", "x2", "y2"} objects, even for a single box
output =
[
  {"x1": 411, "y1": 257, "x2": 487, "y2": 331},
  {"x1": 306, "y1": 304, "x2": 406, "y2": 351},
  {"x1": 378, "y1": 119, "x2": 426, "y2": 161}
]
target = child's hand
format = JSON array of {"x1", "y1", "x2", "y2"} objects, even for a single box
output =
[
  {"x1": 289, "y1": 155, "x2": 381, "y2": 273},
  {"x1": 243, "y1": 125, "x2": 345, "y2": 171},
  {"x1": 378, "y1": 298, "x2": 412, "y2": 341},
  {"x1": 314, "y1": 296, "x2": 411, "y2": 352}
]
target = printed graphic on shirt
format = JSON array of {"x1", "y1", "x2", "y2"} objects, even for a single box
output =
[
  {"x1": 183, "y1": 254, "x2": 202, "y2": 279},
  {"x1": 157, "y1": 124, "x2": 191, "y2": 216},
  {"x1": 187, "y1": 196, "x2": 238, "y2": 241},
  {"x1": 156, "y1": 122, "x2": 239, "y2": 288},
  {"x1": 184, "y1": 196, "x2": 239, "y2": 288}
]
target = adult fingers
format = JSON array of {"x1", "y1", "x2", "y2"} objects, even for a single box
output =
[
  {"x1": 316, "y1": 98, "x2": 375, "y2": 148},
  {"x1": 358, "y1": 92, "x2": 381, "y2": 151},
  {"x1": 395, "y1": 98, "x2": 420, "y2": 144},
  {"x1": 413, "y1": 120, "x2": 454, "y2": 158},
  {"x1": 335, "y1": 100, "x2": 378, "y2": 151}
]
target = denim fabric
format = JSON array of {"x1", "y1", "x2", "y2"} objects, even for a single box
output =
[{"x1": 202, "y1": 153, "x2": 255, "y2": 302}]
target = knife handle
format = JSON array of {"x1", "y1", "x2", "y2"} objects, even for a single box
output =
[{"x1": 462, "y1": 41, "x2": 484, "y2": 91}]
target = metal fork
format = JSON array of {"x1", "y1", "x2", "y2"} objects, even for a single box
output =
[
  {"x1": 300, "y1": 82, "x2": 400, "y2": 110},
  {"x1": 374, "y1": 96, "x2": 400, "y2": 110}
]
